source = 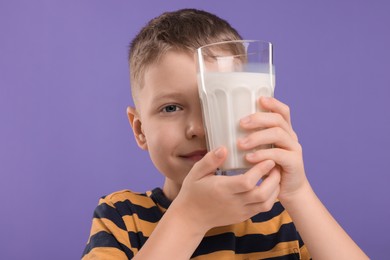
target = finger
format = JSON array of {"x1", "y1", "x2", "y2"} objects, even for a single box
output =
[
  {"x1": 245, "y1": 147, "x2": 301, "y2": 172},
  {"x1": 259, "y1": 97, "x2": 298, "y2": 141},
  {"x1": 241, "y1": 167, "x2": 281, "y2": 205},
  {"x1": 244, "y1": 183, "x2": 280, "y2": 215},
  {"x1": 223, "y1": 160, "x2": 275, "y2": 193},
  {"x1": 189, "y1": 146, "x2": 227, "y2": 180},
  {"x1": 240, "y1": 111, "x2": 293, "y2": 137},
  {"x1": 259, "y1": 97, "x2": 292, "y2": 126},
  {"x1": 238, "y1": 127, "x2": 300, "y2": 151},
  {"x1": 240, "y1": 101, "x2": 298, "y2": 142}
]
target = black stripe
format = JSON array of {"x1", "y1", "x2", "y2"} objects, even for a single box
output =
[
  {"x1": 92, "y1": 200, "x2": 161, "y2": 252},
  {"x1": 250, "y1": 201, "x2": 285, "y2": 223},
  {"x1": 113, "y1": 200, "x2": 163, "y2": 223},
  {"x1": 128, "y1": 231, "x2": 148, "y2": 250},
  {"x1": 150, "y1": 187, "x2": 171, "y2": 209},
  {"x1": 93, "y1": 203, "x2": 127, "y2": 230},
  {"x1": 297, "y1": 232, "x2": 304, "y2": 248},
  {"x1": 82, "y1": 231, "x2": 134, "y2": 258},
  {"x1": 192, "y1": 223, "x2": 300, "y2": 257},
  {"x1": 94, "y1": 200, "x2": 163, "y2": 228},
  {"x1": 264, "y1": 252, "x2": 300, "y2": 260}
]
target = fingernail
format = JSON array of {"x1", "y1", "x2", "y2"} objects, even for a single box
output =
[
  {"x1": 240, "y1": 116, "x2": 251, "y2": 125},
  {"x1": 239, "y1": 137, "x2": 249, "y2": 146},
  {"x1": 246, "y1": 152, "x2": 255, "y2": 160},
  {"x1": 214, "y1": 147, "x2": 224, "y2": 158}
]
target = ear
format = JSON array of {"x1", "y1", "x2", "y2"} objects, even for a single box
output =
[{"x1": 127, "y1": 106, "x2": 148, "y2": 150}]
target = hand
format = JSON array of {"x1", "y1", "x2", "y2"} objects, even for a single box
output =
[
  {"x1": 238, "y1": 97, "x2": 308, "y2": 204},
  {"x1": 235, "y1": 97, "x2": 369, "y2": 259},
  {"x1": 172, "y1": 146, "x2": 280, "y2": 233}
]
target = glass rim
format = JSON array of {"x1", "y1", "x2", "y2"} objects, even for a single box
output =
[{"x1": 197, "y1": 39, "x2": 273, "y2": 52}]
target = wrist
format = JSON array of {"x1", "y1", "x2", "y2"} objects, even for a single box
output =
[
  {"x1": 168, "y1": 198, "x2": 210, "y2": 237},
  {"x1": 279, "y1": 180, "x2": 314, "y2": 211},
  {"x1": 134, "y1": 196, "x2": 208, "y2": 259}
]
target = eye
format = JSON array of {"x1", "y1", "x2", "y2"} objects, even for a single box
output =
[{"x1": 161, "y1": 104, "x2": 182, "y2": 113}]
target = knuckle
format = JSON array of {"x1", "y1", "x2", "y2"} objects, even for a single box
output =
[
  {"x1": 254, "y1": 190, "x2": 267, "y2": 202},
  {"x1": 275, "y1": 113, "x2": 284, "y2": 123},
  {"x1": 265, "y1": 201, "x2": 274, "y2": 212},
  {"x1": 274, "y1": 127, "x2": 284, "y2": 137},
  {"x1": 191, "y1": 157, "x2": 217, "y2": 177},
  {"x1": 202, "y1": 156, "x2": 217, "y2": 169},
  {"x1": 262, "y1": 200, "x2": 275, "y2": 212},
  {"x1": 292, "y1": 131, "x2": 299, "y2": 142},
  {"x1": 192, "y1": 160, "x2": 201, "y2": 169},
  {"x1": 239, "y1": 176, "x2": 254, "y2": 191},
  {"x1": 254, "y1": 161, "x2": 271, "y2": 176},
  {"x1": 241, "y1": 209, "x2": 254, "y2": 222},
  {"x1": 295, "y1": 142, "x2": 303, "y2": 153},
  {"x1": 282, "y1": 104, "x2": 291, "y2": 115}
]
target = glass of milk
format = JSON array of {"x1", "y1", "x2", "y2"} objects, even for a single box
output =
[{"x1": 196, "y1": 40, "x2": 275, "y2": 176}]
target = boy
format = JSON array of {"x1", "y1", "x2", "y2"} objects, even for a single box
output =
[{"x1": 82, "y1": 9, "x2": 368, "y2": 259}]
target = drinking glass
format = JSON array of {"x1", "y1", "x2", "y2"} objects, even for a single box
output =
[{"x1": 196, "y1": 40, "x2": 275, "y2": 175}]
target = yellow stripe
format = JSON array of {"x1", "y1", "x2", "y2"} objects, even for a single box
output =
[
  {"x1": 300, "y1": 244, "x2": 311, "y2": 259},
  {"x1": 82, "y1": 246, "x2": 128, "y2": 260},
  {"x1": 99, "y1": 190, "x2": 157, "y2": 209},
  {"x1": 145, "y1": 190, "x2": 168, "y2": 213},
  {"x1": 118, "y1": 207, "x2": 292, "y2": 239},
  {"x1": 156, "y1": 203, "x2": 167, "y2": 213},
  {"x1": 191, "y1": 241, "x2": 301, "y2": 260},
  {"x1": 88, "y1": 217, "x2": 132, "y2": 251},
  {"x1": 205, "y1": 209, "x2": 293, "y2": 237},
  {"x1": 191, "y1": 250, "x2": 235, "y2": 260}
]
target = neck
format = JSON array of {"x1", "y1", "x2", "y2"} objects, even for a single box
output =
[{"x1": 162, "y1": 178, "x2": 182, "y2": 201}]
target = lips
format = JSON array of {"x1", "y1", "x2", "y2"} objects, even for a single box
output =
[{"x1": 180, "y1": 149, "x2": 208, "y2": 162}]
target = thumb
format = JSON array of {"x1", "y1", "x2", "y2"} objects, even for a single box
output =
[{"x1": 189, "y1": 146, "x2": 227, "y2": 180}]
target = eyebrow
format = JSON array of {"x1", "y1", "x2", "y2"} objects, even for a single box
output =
[{"x1": 151, "y1": 92, "x2": 187, "y2": 103}]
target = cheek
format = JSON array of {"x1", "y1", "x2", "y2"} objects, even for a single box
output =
[
  {"x1": 144, "y1": 125, "x2": 182, "y2": 175},
  {"x1": 145, "y1": 122, "x2": 181, "y2": 152}
]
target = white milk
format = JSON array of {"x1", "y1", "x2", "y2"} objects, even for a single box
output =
[{"x1": 198, "y1": 71, "x2": 275, "y2": 173}]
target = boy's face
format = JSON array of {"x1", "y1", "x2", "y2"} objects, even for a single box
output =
[{"x1": 128, "y1": 51, "x2": 207, "y2": 198}]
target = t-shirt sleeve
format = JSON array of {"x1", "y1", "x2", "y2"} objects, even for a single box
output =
[
  {"x1": 297, "y1": 231, "x2": 312, "y2": 260},
  {"x1": 81, "y1": 198, "x2": 136, "y2": 259}
]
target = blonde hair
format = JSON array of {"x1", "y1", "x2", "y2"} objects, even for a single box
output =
[{"x1": 128, "y1": 8, "x2": 242, "y2": 102}]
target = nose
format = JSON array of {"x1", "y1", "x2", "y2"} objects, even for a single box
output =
[{"x1": 185, "y1": 110, "x2": 206, "y2": 140}]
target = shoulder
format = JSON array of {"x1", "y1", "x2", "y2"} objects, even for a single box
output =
[
  {"x1": 83, "y1": 190, "x2": 147, "y2": 259},
  {"x1": 93, "y1": 189, "x2": 164, "y2": 222},
  {"x1": 98, "y1": 189, "x2": 157, "y2": 209}
]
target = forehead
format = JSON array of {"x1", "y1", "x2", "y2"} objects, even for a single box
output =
[
  {"x1": 138, "y1": 51, "x2": 198, "y2": 106},
  {"x1": 149, "y1": 50, "x2": 195, "y2": 74}
]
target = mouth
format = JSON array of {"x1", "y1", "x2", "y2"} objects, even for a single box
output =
[{"x1": 179, "y1": 149, "x2": 208, "y2": 162}]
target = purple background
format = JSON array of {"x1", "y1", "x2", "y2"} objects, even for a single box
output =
[{"x1": 1, "y1": 1, "x2": 389, "y2": 259}]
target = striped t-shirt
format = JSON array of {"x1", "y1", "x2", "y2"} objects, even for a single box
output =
[{"x1": 82, "y1": 188, "x2": 310, "y2": 259}]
